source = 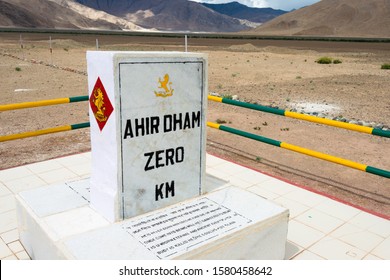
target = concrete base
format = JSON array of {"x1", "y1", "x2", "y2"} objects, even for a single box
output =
[{"x1": 16, "y1": 176, "x2": 289, "y2": 260}]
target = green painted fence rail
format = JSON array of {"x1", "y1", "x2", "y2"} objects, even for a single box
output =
[
  {"x1": 0, "y1": 95, "x2": 90, "y2": 141},
  {"x1": 208, "y1": 95, "x2": 390, "y2": 138},
  {"x1": 0, "y1": 95, "x2": 89, "y2": 111},
  {"x1": 0, "y1": 122, "x2": 90, "y2": 142},
  {"x1": 207, "y1": 122, "x2": 390, "y2": 179}
]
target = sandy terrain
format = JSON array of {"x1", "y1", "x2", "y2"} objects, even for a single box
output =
[{"x1": 0, "y1": 33, "x2": 389, "y2": 216}]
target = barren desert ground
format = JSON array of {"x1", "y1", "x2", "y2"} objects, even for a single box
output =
[{"x1": 0, "y1": 33, "x2": 389, "y2": 216}]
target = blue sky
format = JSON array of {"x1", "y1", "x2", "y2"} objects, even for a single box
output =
[{"x1": 191, "y1": 0, "x2": 321, "y2": 11}]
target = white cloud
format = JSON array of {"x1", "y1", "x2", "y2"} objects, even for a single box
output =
[{"x1": 191, "y1": 0, "x2": 321, "y2": 11}]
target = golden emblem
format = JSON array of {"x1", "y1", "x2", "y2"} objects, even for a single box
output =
[
  {"x1": 154, "y1": 74, "x2": 174, "y2": 97},
  {"x1": 89, "y1": 77, "x2": 113, "y2": 131},
  {"x1": 92, "y1": 87, "x2": 107, "y2": 122}
]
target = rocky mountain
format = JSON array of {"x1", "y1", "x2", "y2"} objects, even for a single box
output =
[
  {"x1": 251, "y1": 0, "x2": 390, "y2": 38},
  {"x1": 201, "y1": 1, "x2": 286, "y2": 23},
  {"x1": 0, "y1": 0, "x2": 122, "y2": 30},
  {"x1": 51, "y1": 0, "x2": 144, "y2": 31},
  {"x1": 74, "y1": 0, "x2": 252, "y2": 32}
]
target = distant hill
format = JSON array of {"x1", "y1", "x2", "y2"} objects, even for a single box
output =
[
  {"x1": 51, "y1": 0, "x2": 144, "y2": 31},
  {"x1": 0, "y1": 1, "x2": 42, "y2": 28},
  {"x1": 251, "y1": 0, "x2": 390, "y2": 38},
  {"x1": 201, "y1": 1, "x2": 286, "y2": 23},
  {"x1": 75, "y1": 0, "x2": 252, "y2": 32},
  {"x1": 0, "y1": 0, "x2": 122, "y2": 30}
]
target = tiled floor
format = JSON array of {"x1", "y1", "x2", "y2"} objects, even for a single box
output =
[{"x1": 0, "y1": 152, "x2": 389, "y2": 260}]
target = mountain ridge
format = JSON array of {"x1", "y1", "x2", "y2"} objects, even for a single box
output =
[
  {"x1": 0, "y1": 0, "x2": 122, "y2": 30},
  {"x1": 3, "y1": 0, "x2": 282, "y2": 32},
  {"x1": 74, "y1": 0, "x2": 251, "y2": 32},
  {"x1": 200, "y1": 1, "x2": 286, "y2": 23},
  {"x1": 251, "y1": 0, "x2": 390, "y2": 38}
]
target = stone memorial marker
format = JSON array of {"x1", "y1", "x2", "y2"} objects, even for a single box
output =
[
  {"x1": 16, "y1": 51, "x2": 288, "y2": 260},
  {"x1": 87, "y1": 52, "x2": 208, "y2": 222}
]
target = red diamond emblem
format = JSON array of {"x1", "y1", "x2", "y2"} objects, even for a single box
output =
[{"x1": 89, "y1": 77, "x2": 114, "y2": 131}]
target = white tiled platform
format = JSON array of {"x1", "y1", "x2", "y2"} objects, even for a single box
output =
[{"x1": 0, "y1": 152, "x2": 389, "y2": 260}]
